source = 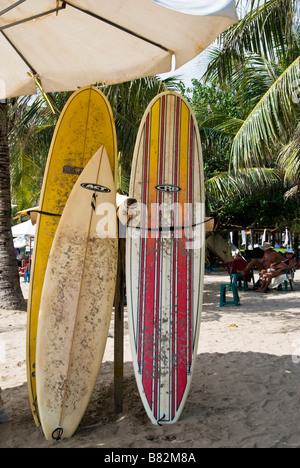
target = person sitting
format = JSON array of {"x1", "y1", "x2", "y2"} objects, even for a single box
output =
[
  {"x1": 237, "y1": 242, "x2": 284, "y2": 275},
  {"x1": 256, "y1": 250, "x2": 295, "y2": 293},
  {"x1": 226, "y1": 254, "x2": 252, "y2": 283}
]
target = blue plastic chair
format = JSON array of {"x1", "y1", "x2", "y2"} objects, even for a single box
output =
[
  {"x1": 230, "y1": 273, "x2": 248, "y2": 291},
  {"x1": 220, "y1": 283, "x2": 240, "y2": 307}
]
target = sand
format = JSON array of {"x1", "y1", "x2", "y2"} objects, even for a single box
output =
[{"x1": 1, "y1": 269, "x2": 300, "y2": 448}]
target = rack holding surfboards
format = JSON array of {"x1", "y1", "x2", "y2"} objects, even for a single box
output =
[
  {"x1": 26, "y1": 86, "x2": 117, "y2": 426},
  {"x1": 126, "y1": 91, "x2": 205, "y2": 425}
]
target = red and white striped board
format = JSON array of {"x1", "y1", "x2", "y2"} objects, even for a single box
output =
[{"x1": 126, "y1": 92, "x2": 205, "y2": 425}]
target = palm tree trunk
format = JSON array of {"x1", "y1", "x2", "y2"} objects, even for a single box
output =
[{"x1": 0, "y1": 101, "x2": 26, "y2": 310}]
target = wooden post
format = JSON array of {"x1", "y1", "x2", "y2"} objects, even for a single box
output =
[
  {"x1": 113, "y1": 236, "x2": 125, "y2": 413},
  {"x1": 113, "y1": 198, "x2": 136, "y2": 413}
]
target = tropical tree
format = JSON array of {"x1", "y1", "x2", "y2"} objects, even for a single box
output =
[
  {"x1": 1, "y1": 76, "x2": 176, "y2": 310},
  {"x1": 0, "y1": 101, "x2": 26, "y2": 310},
  {"x1": 102, "y1": 76, "x2": 179, "y2": 192},
  {"x1": 0, "y1": 92, "x2": 65, "y2": 310},
  {"x1": 195, "y1": 0, "x2": 300, "y2": 241},
  {"x1": 10, "y1": 92, "x2": 67, "y2": 210},
  {"x1": 181, "y1": 80, "x2": 242, "y2": 178}
]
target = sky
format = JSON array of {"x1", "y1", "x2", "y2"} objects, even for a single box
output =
[
  {"x1": 158, "y1": 47, "x2": 214, "y2": 88},
  {"x1": 158, "y1": 0, "x2": 251, "y2": 87}
]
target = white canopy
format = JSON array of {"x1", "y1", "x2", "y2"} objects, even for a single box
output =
[
  {"x1": 153, "y1": 0, "x2": 237, "y2": 16},
  {"x1": 12, "y1": 219, "x2": 36, "y2": 237},
  {"x1": 0, "y1": 0, "x2": 238, "y2": 98}
]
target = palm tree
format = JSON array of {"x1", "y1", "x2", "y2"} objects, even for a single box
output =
[
  {"x1": 204, "y1": 0, "x2": 299, "y2": 169},
  {"x1": 200, "y1": 0, "x2": 300, "y2": 243},
  {"x1": 0, "y1": 92, "x2": 62, "y2": 310},
  {"x1": 0, "y1": 101, "x2": 26, "y2": 310},
  {"x1": 230, "y1": 56, "x2": 300, "y2": 173},
  {"x1": 9, "y1": 94, "x2": 62, "y2": 210}
]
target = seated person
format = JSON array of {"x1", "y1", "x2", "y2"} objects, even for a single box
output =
[
  {"x1": 256, "y1": 250, "x2": 295, "y2": 293},
  {"x1": 226, "y1": 254, "x2": 252, "y2": 283},
  {"x1": 237, "y1": 242, "x2": 283, "y2": 275}
]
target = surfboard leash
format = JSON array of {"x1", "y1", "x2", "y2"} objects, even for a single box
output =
[
  {"x1": 157, "y1": 413, "x2": 166, "y2": 426},
  {"x1": 32, "y1": 210, "x2": 61, "y2": 217},
  {"x1": 127, "y1": 218, "x2": 211, "y2": 232},
  {"x1": 52, "y1": 426, "x2": 63, "y2": 441}
]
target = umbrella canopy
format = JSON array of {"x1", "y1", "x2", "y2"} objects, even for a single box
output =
[
  {"x1": 12, "y1": 219, "x2": 36, "y2": 237},
  {"x1": 0, "y1": 0, "x2": 238, "y2": 98},
  {"x1": 13, "y1": 236, "x2": 28, "y2": 248}
]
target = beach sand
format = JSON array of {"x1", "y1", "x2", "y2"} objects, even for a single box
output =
[{"x1": 1, "y1": 269, "x2": 300, "y2": 448}]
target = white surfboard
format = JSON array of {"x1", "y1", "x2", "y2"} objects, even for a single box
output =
[
  {"x1": 36, "y1": 146, "x2": 118, "y2": 440},
  {"x1": 126, "y1": 92, "x2": 205, "y2": 425}
]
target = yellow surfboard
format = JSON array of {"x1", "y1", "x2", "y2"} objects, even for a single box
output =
[
  {"x1": 26, "y1": 86, "x2": 117, "y2": 426},
  {"x1": 36, "y1": 147, "x2": 118, "y2": 440}
]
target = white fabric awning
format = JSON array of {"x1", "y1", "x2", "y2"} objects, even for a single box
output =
[
  {"x1": 153, "y1": 0, "x2": 237, "y2": 17},
  {"x1": 12, "y1": 220, "x2": 36, "y2": 237},
  {"x1": 0, "y1": 0, "x2": 238, "y2": 98}
]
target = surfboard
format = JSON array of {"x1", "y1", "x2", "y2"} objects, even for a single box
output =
[
  {"x1": 26, "y1": 86, "x2": 117, "y2": 426},
  {"x1": 36, "y1": 146, "x2": 118, "y2": 440},
  {"x1": 126, "y1": 91, "x2": 205, "y2": 425}
]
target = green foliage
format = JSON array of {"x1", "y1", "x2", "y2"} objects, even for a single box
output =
[
  {"x1": 215, "y1": 184, "x2": 295, "y2": 228},
  {"x1": 185, "y1": 0, "x2": 300, "y2": 232},
  {"x1": 9, "y1": 92, "x2": 73, "y2": 211},
  {"x1": 9, "y1": 79, "x2": 176, "y2": 206},
  {"x1": 102, "y1": 76, "x2": 180, "y2": 193},
  {"x1": 181, "y1": 81, "x2": 241, "y2": 178}
]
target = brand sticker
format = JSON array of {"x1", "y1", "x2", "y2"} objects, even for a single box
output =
[
  {"x1": 81, "y1": 183, "x2": 111, "y2": 193},
  {"x1": 63, "y1": 165, "x2": 84, "y2": 175},
  {"x1": 155, "y1": 184, "x2": 181, "y2": 193}
]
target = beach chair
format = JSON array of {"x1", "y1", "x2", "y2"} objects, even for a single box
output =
[
  {"x1": 220, "y1": 283, "x2": 240, "y2": 307},
  {"x1": 206, "y1": 263, "x2": 217, "y2": 272},
  {"x1": 270, "y1": 269, "x2": 294, "y2": 291},
  {"x1": 230, "y1": 273, "x2": 248, "y2": 291}
]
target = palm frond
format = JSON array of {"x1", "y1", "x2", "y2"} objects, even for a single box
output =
[
  {"x1": 206, "y1": 167, "x2": 281, "y2": 203},
  {"x1": 278, "y1": 121, "x2": 300, "y2": 186},
  {"x1": 284, "y1": 184, "x2": 299, "y2": 201},
  {"x1": 205, "y1": 171, "x2": 237, "y2": 202},
  {"x1": 230, "y1": 56, "x2": 300, "y2": 170},
  {"x1": 204, "y1": 0, "x2": 299, "y2": 87},
  {"x1": 201, "y1": 111, "x2": 244, "y2": 135},
  {"x1": 101, "y1": 76, "x2": 179, "y2": 192},
  {"x1": 10, "y1": 141, "x2": 42, "y2": 208}
]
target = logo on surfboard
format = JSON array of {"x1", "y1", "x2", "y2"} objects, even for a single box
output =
[
  {"x1": 81, "y1": 183, "x2": 111, "y2": 193},
  {"x1": 155, "y1": 184, "x2": 181, "y2": 193},
  {"x1": 63, "y1": 165, "x2": 84, "y2": 175}
]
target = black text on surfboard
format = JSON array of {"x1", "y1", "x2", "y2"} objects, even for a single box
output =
[
  {"x1": 63, "y1": 165, "x2": 84, "y2": 175},
  {"x1": 81, "y1": 183, "x2": 111, "y2": 193},
  {"x1": 155, "y1": 184, "x2": 181, "y2": 193}
]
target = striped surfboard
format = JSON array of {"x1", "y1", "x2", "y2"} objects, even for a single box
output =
[{"x1": 126, "y1": 91, "x2": 205, "y2": 425}]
